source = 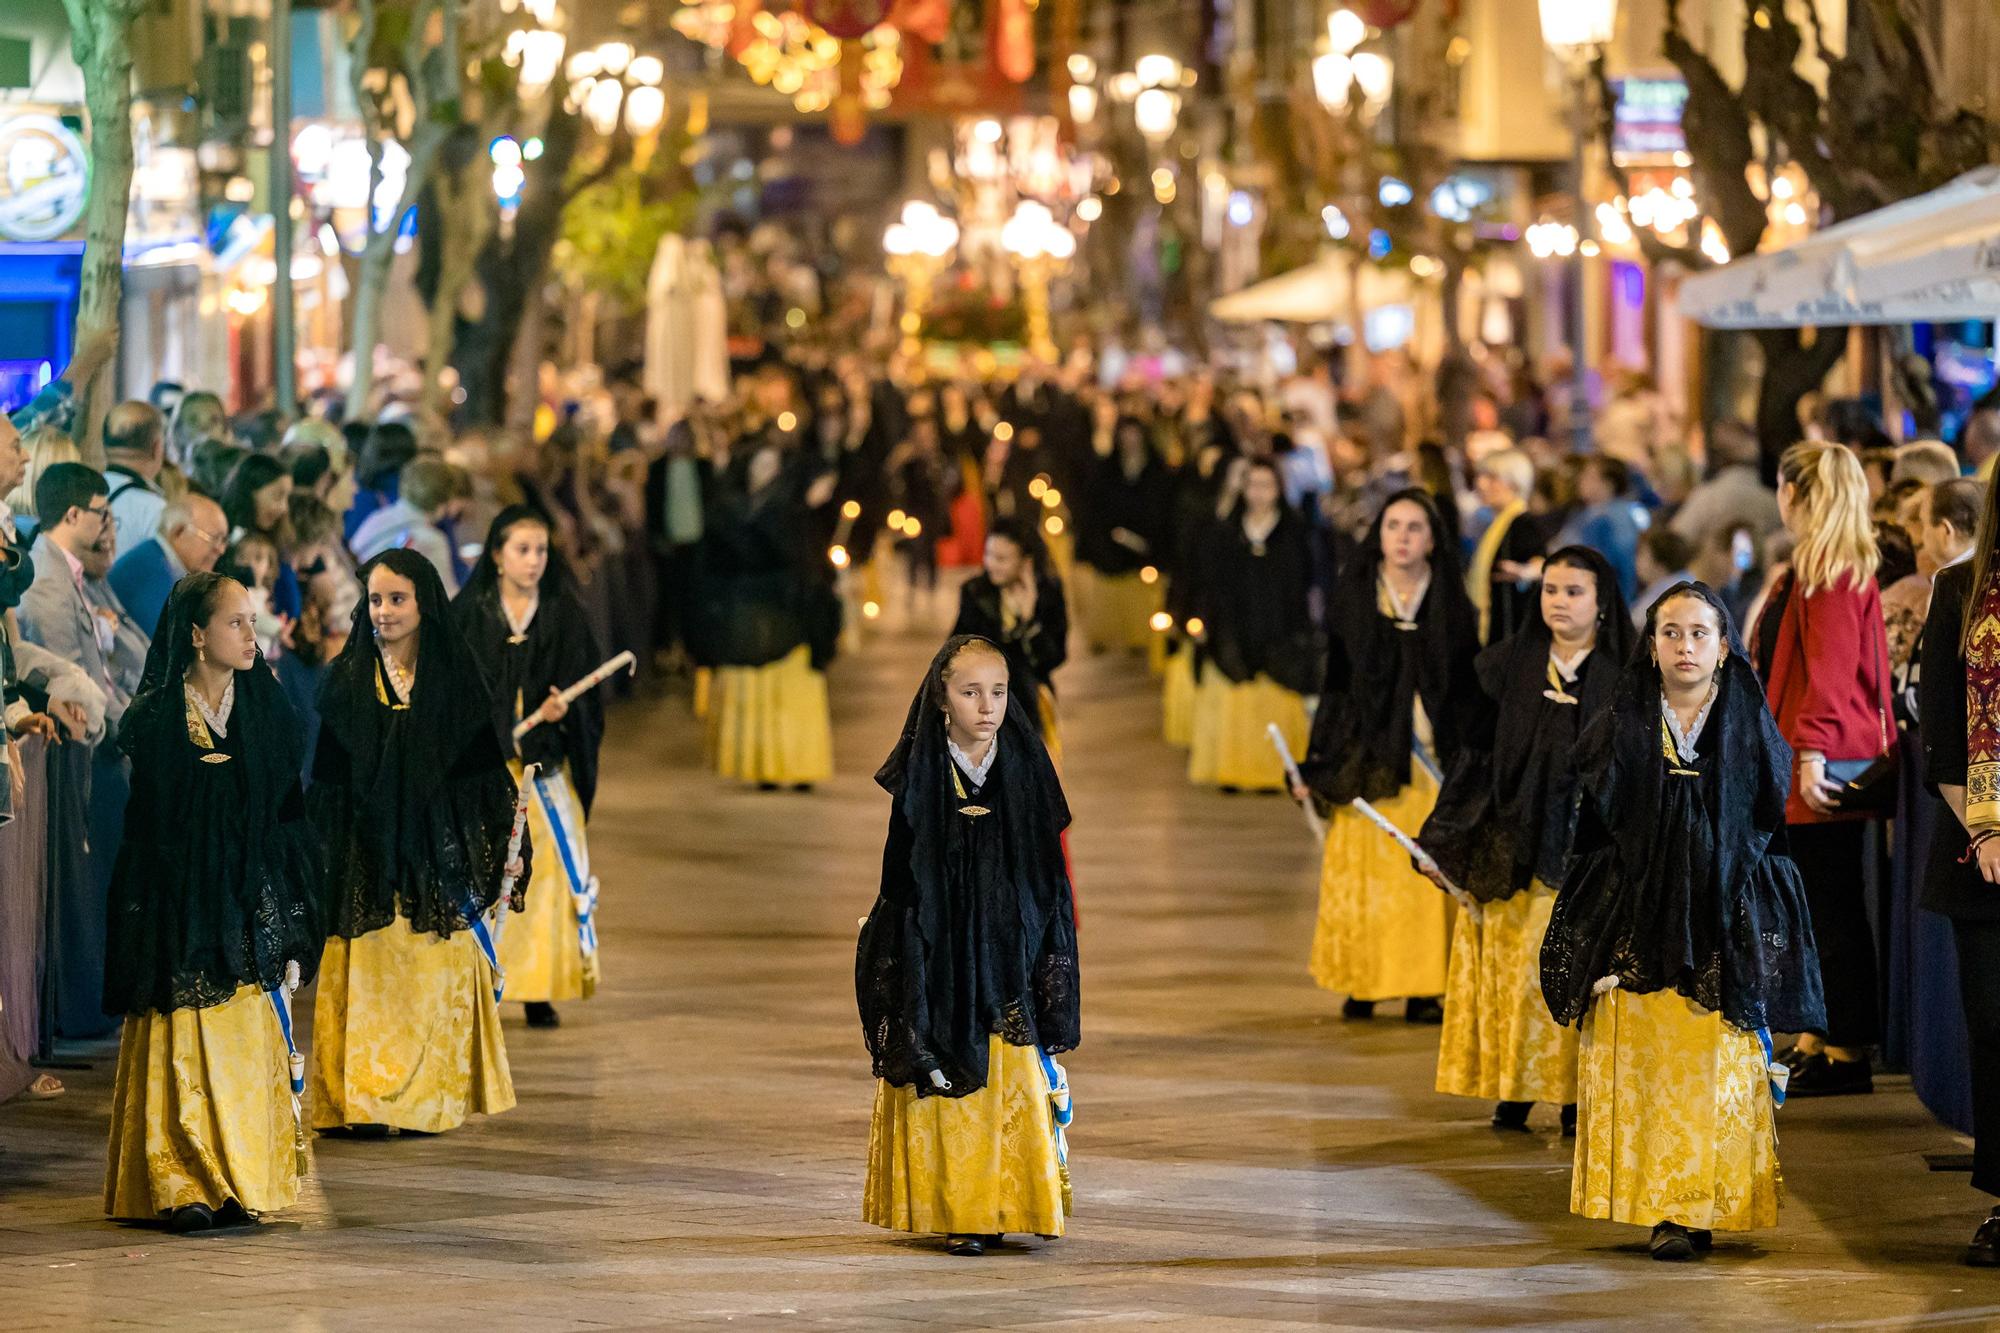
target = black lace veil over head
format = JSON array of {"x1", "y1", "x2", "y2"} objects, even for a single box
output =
[
  {"x1": 1301, "y1": 486, "x2": 1479, "y2": 805},
  {"x1": 105, "y1": 571, "x2": 326, "y2": 1014},
  {"x1": 454, "y1": 504, "x2": 607, "y2": 812},
  {"x1": 312, "y1": 547, "x2": 521, "y2": 938},
  {"x1": 1539, "y1": 580, "x2": 1827, "y2": 1035},
  {"x1": 858, "y1": 634, "x2": 1079, "y2": 1097},
  {"x1": 1419, "y1": 545, "x2": 1636, "y2": 901}
]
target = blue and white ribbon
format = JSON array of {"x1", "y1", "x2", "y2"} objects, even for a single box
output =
[
  {"x1": 464, "y1": 902, "x2": 505, "y2": 1001},
  {"x1": 1411, "y1": 739, "x2": 1442, "y2": 786},
  {"x1": 1038, "y1": 1048, "x2": 1073, "y2": 1168},
  {"x1": 267, "y1": 961, "x2": 307, "y2": 1161},
  {"x1": 533, "y1": 772, "x2": 599, "y2": 961},
  {"x1": 266, "y1": 966, "x2": 305, "y2": 1098},
  {"x1": 1757, "y1": 1028, "x2": 1790, "y2": 1107}
]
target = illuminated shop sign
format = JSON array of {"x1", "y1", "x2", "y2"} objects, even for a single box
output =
[{"x1": 0, "y1": 114, "x2": 89, "y2": 242}]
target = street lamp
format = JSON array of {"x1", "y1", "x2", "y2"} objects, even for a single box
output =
[
  {"x1": 1001, "y1": 200, "x2": 1075, "y2": 362},
  {"x1": 567, "y1": 41, "x2": 668, "y2": 138},
  {"x1": 1539, "y1": 0, "x2": 1619, "y2": 453},
  {"x1": 883, "y1": 200, "x2": 958, "y2": 357}
]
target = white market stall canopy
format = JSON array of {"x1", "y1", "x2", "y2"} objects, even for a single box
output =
[
  {"x1": 1682, "y1": 167, "x2": 2000, "y2": 328},
  {"x1": 1210, "y1": 256, "x2": 1412, "y2": 324}
]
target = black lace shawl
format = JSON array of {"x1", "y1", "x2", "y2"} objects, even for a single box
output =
[
  {"x1": 1189, "y1": 505, "x2": 1321, "y2": 694},
  {"x1": 310, "y1": 548, "x2": 526, "y2": 940},
  {"x1": 694, "y1": 473, "x2": 841, "y2": 670},
  {"x1": 1419, "y1": 546, "x2": 1635, "y2": 902},
  {"x1": 1075, "y1": 433, "x2": 1173, "y2": 576},
  {"x1": 453, "y1": 506, "x2": 607, "y2": 815},
  {"x1": 104, "y1": 572, "x2": 326, "y2": 1015},
  {"x1": 1301, "y1": 488, "x2": 1480, "y2": 805},
  {"x1": 952, "y1": 572, "x2": 1070, "y2": 697},
  {"x1": 1540, "y1": 618, "x2": 1826, "y2": 1035},
  {"x1": 856, "y1": 635, "x2": 1080, "y2": 1097}
]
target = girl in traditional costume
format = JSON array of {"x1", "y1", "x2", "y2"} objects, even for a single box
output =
[
  {"x1": 308, "y1": 548, "x2": 525, "y2": 1137},
  {"x1": 1541, "y1": 581, "x2": 1824, "y2": 1261},
  {"x1": 952, "y1": 519, "x2": 1069, "y2": 761},
  {"x1": 1301, "y1": 488, "x2": 1479, "y2": 1021},
  {"x1": 1075, "y1": 416, "x2": 1171, "y2": 654},
  {"x1": 455, "y1": 506, "x2": 605, "y2": 1030},
  {"x1": 1187, "y1": 457, "x2": 1317, "y2": 792},
  {"x1": 698, "y1": 447, "x2": 837, "y2": 789},
  {"x1": 1419, "y1": 547, "x2": 1633, "y2": 1133},
  {"x1": 858, "y1": 636, "x2": 1080, "y2": 1256},
  {"x1": 103, "y1": 572, "x2": 325, "y2": 1231}
]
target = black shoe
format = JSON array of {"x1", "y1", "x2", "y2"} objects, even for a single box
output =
[
  {"x1": 758, "y1": 782, "x2": 781, "y2": 792},
  {"x1": 1649, "y1": 1222, "x2": 1698, "y2": 1261},
  {"x1": 1690, "y1": 1229, "x2": 1713, "y2": 1253},
  {"x1": 1491, "y1": 1100, "x2": 1532, "y2": 1132},
  {"x1": 1341, "y1": 998, "x2": 1376, "y2": 1020},
  {"x1": 1560, "y1": 1103, "x2": 1577, "y2": 1137},
  {"x1": 792, "y1": 784, "x2": 814, "y2": 793},
  {"x1": 1968, "y1": 1210, "x2": 2000, "y2": 1267},
  {"x1": 525, "y1": 1002, "x2": 561, "y2": 1029},
  {"x1": 1777, "y1": 1044, "x2": 1816, "y2": 1073},
  {"x1": 1404, "y1": 997, "x2": 1444, "y2": 1025},
  {"x1": 318, "y1": 1123, "x2": 391, "y2": 1140},
  {"x1": 945, "y1": 1234, "x2": 987, "y2": 1256},
  {"x1": 213, "y1": 1199, "x2": 256, "y2": 1229},
  {"x1": 1786, "y1": 1053, "x2": 1873, "y2": 1098},
  {"x1": 167, "y1": 1204, "x2": 216, "y2": 1235}
]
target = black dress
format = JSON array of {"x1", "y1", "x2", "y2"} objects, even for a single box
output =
[
  {"x1": 311, "y1": 549, "x2": 524, "y2": 941},
  {"x1": 1301, "y1": 491, "x2": 1480, "y2": 808},
  {"x1": 1187, "y1": 508, "x2": 1319, "y2": 696},
  {"x1": 953, "y1": 573, "x2": 1070, "y2": 701},
  {"x1": 1420, "y1": 547, "x2": 1634, "y2": 902},
  {"x1": 453, "y1": 512, "x2": 607, "y2": 816}
]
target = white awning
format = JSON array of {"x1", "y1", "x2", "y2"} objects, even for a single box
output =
[
  {"x1": 1209, "y1": 256, "x2": 1411, "y2": 324},
  {"x1": 1682, "y1": 168, "x2": 2000, "y2": 328}
]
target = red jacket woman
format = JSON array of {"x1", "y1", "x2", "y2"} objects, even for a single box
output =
[
  {"x1": 1754, "y1": 442, "x2": 1891, "y2": 1091},
  {"x1": 1760, "y1": 568, "x2": 1894, "y2": 825}
]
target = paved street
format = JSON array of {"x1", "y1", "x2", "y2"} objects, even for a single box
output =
[{"x1": 0, "y1": 606, "x2": 1994, "y2": 1330}]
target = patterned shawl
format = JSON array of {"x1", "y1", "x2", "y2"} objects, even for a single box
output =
[{"x1": 1968, "y1": 571, "x2": 2000, "y2": 830}]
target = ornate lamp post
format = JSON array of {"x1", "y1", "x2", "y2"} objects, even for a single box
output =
[
  {"x1": 1539, "y1": 0, "x2": 1619, "y2": 453},
  {"x1": 1001, "y1": 200, "x2": 1075, "y2": 362},
  {"x1": 883, "y1": 200, "x2": 959, "y2": 358}
]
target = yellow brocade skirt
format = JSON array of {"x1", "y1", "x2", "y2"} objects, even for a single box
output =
[
  {"x1": 1081, "y1": 569, "x2": 1160, "y2": 653},
  {"x1": 707, "y1": 644, "x2": 834, "y2": 786},
  {"x1": 1571, "y1": 988, "x2": 1780, "y2": 1232},
  {"x1": 497, "y1": 761, "x2": 599, "y2": 1004},
  {"x1": 310, "y1": 924, "x2": 516, "y2": 1134},
  {"x1": 1162, "y1": 649, "x2": 1196, "y2": 749},
  {"x1": 105, "y1": 985, "x2": 306, "y2": 1219},
  {"x1": 864, "y1": 1035, "x2": 1069, "y2": 1238},
  {"x1": 1187, "y1": 664, "x2": 1308, "y2": 792},
  {"x1": 1035, "y1": 685, "x2": 1065, "y2": 770},
  {"x1": 1435, "y1": 881, "x2": 1576, "y2": 1104},
  {"x1": 1309, "y1": 763, "x2": 1451, "y2": 1001}
]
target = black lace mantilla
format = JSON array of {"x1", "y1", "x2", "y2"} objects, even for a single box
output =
[{"x1": 857, "y1": 635, "x2": 1080, "y2": 1097}]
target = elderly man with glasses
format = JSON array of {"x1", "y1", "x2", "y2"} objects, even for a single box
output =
[{"x1": 108, "y1": 492, "x2": 229, "y2": 643}]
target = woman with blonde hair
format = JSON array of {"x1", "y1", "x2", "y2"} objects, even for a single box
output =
[
  {"x1": 4, "y1": 425, "x2": 83, "y2": 527},
  {"x1": 1753, "y1": 442, "x2": 1893, "y2": 1097}
]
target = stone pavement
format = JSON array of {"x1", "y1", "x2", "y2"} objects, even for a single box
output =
[{"x1": 1, "y1": 604, "x2": 1995, "y2": 1330}]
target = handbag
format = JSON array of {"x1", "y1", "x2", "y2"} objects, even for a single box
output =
[{"x1": 1827, "y1": 752, "x2": 1897, "y2": 815}]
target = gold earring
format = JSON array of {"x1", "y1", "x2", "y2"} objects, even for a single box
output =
[{"x1": 197, "y1": 642, "x2": 206, "y2": 664}]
